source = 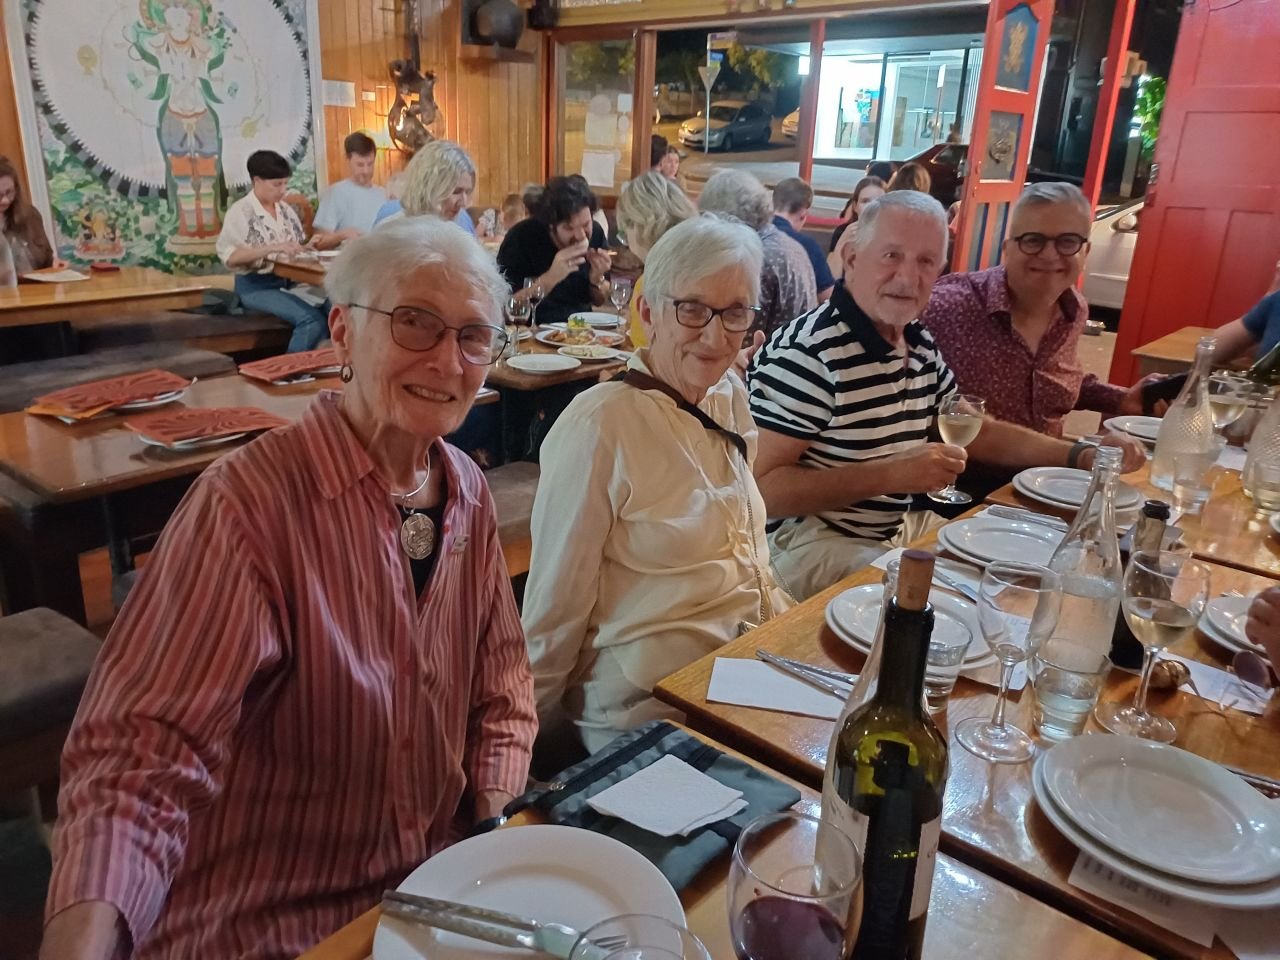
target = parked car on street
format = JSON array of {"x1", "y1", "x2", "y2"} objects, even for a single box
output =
[
  {"x1": 782, "y1": 109, "x2": 800, "y2": 140},
  {"x1": 678, "y1": 100, "x2": 772, "y2": 151},
  {"x1": 1082, "y1": 198, "x2": 1142, "y2": 311}
]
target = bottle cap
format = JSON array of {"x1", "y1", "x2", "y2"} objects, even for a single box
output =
[
  {"x1": 895, "y1": 549, "x2": 936, "y2": 612},
  {"x1": 1141, "y1": 499, "x2": 1171, "y2": 521}
]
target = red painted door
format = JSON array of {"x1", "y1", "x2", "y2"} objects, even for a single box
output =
[
  {"x1": 951, "y1": 0, "x2": 1055, "y2": 273},
  {"x1": 1109, "y1": 0, "x2": 1280, "y2": 384}
]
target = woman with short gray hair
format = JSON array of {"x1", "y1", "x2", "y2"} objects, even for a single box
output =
[
  {"x1": 523, "y1": 214, "x2": 791, "y2": 752},
  {"x1": 615, "y1": 171, "x2": 697, "y2": 347},
  {"x1": 698, "y1": 169, "x2": 816, "y2": 336},
  {"x1": 42, "y1": 217, "x2": 535, "y2": 960}
]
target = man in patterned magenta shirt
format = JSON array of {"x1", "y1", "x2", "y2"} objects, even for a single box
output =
[{"x1": 920, "y1": 182, "x2": 1161, "y2": 439}]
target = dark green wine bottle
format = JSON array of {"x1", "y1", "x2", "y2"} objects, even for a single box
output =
[{"x1": 820, "y1": 550, "x2": 949, "y2": 960}]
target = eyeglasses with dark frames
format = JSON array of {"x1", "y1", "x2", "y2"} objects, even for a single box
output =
[
  {"x1": 1010, "y1": 232, "x2": 1090, "y2": 257},
  {"x1": 670, "y1": 299, "x2": 762, "y2": 333},
  {"x1": 352, "y1": 304, "x2": 509, "y2": 365}
]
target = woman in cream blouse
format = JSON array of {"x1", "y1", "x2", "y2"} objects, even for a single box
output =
[{"x1": 523, "y1": 215, "x2": 791, "y2": 753}]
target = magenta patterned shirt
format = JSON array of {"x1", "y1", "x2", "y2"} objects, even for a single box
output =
[{"x1": 920, "y1": 264, "x2": 1126, "y2": 437}]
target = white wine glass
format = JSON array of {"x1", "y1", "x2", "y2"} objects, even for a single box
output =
[
  {"x1": 1095, "y1": 550, "x2": 1211, "y2": 743},
  {"x1": 929, "y1": 394, "x2": 985, "y2": 505},
  {"x1": 610, "y1": 277, "x2": 633, "y2": 323},
  {"x1": 955, "y1": 562, "x2": 1061, "y2": 764},
  {"x1": 1208, "y1": 372, "x2": 1251, "y2": 434}
]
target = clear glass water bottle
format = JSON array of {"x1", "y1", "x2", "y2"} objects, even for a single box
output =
[
  {"x1": 1243, "y1": 392, "x2": 1280, "y2": 506},
  {"x1": 1150, "y1": 337, "x2": 1217, "y2": 491},
  {"x1": 1047, "y1": 446, "x2": 1124, "y2": 659}
]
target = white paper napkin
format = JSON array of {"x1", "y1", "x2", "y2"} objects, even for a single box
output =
[
  {"x1": 586, "y1": 755, "x2": 747, "y2": 837},
  {"x1": 1069, "y1": 852, "x2": 1280, "y2": 958},
  {"x1": 1217, "y1": 445, "x2": 1248, "y2": 473},
  {"x1": 1164, "y1": 652, "x2": 1271, "y2": 716},
  {"x1": 706, "y1": 658, "x2": 844, "y2": 720}
]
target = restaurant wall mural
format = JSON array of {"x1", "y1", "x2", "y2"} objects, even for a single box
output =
[{"x1": 17, "y1": 0, "x2": 319, "y2": 272}]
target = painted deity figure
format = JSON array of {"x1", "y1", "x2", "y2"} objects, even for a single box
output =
[{"x1": 131, "y1": 0, "x2": 229, "y2": 253}]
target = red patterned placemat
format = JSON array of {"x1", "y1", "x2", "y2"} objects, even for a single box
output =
[
  {"x1": 27, "y1": 369, "x2": 193, "y2": 420},
  {"x1": 125, "y1": 406, "x2": 290, "y2": 446},
  {"x1": 238, "y1": 347, "x2": 340, "y2": 383}
]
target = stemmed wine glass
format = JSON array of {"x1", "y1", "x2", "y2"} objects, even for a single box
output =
[
  {"x1": 1095, "y1": 550, "x2": 1211, "y2": 742},
  {"x1": 507, "y1": 295, "x2": 531, "y2": 356},
  {"x1": 955, "y1": 562, "x2": 1062, "y2": 764},
  {"x1": 928, "y1": 394, "x2": 985, "y2": 505},
  {"x1": 568, "y1": 915, "x2": 711, "y2": 960},
  {"x1": 1208, "y1": 372, "x2": 1251, "y2": 442},
  {"x1": 728, "y1": 812, "x2": 862, "y2": 960},
  {"x1": 523, "y1": 277, "x2": 545, "y2": 330},
  {"x1": 610, "y1": 277, "x2": 633, "y2": 325}
]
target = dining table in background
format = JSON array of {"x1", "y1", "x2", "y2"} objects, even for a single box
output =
[
  {"x1": 0, "y1": 266, "x2": 210, "y2": 331},
  {"x1": 297, "y1": 724, "x2": 1148, "y2": 960},
  {"x1": 986, "y1": 461, "x2": 1280, "y2": 579},
  {"x1": 653, "y1": 513, "x2": 1278, "y2": 960},
  {"x1": 0, "y1": 371, "x2": 495, "y2": 621},
  {"x1": 1131, "y1": 325, "x2": 1252, "y2": 378},
  {"x1": 271, "y1": 254, "x2": 329, "y2": 287}
]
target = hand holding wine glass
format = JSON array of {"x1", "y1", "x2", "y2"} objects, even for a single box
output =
[
  {"x1": 1095, "y1": 550, "x2": 1210, "y2": 742},
  {"x1": 955, "y1": 562, "x2": 1061, "y2": 764},
  {"x1": 928, "y1": 394, "x2": 985, "y2": 505}
]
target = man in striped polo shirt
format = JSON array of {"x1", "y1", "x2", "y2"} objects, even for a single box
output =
[{"x1": 749, "y1": 191, "x2": 1145, "y2": 599}]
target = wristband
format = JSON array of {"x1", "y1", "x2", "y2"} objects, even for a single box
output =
[{"x1": 1067, "y1": 438, "x2": 1097, "y2": 469}]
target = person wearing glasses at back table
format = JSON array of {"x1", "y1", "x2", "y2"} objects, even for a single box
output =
[{"x1": 919, "y1": 182, "x2": 1159, "y2": 474}]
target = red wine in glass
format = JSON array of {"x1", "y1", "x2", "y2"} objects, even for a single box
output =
[
  {"x1": 523, "y1": 277, "x2": 545, "y2": 327},
  {"x1": 734, "y1": 897, "x2": 845, "y2": 960}
]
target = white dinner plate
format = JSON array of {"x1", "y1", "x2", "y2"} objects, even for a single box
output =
[
  {"x1": 372, "y1": 825, "x2": 685, "y2": 960},
  {"x1": 1198, "y1": 612, "x2": 1261, "y2": 657},
  {"x1": 824, "y1": 582, "x2": 994, "y2": 668},
  {"x1": 504, "y1": 354, "x2": 582, "y2": 374},
  {"x1": 558, "y1": 345, "x2": 621, "y2": 362},
  {"x1": 112, "y1": 383, "x2": 193, "y2": 411},
  {"x1": 1104, "y1": 415, "x2": 1162, "y2": 444},
  {"x1": 535, "y1": 328, "x2": 595, "y2": 347},
  {"x1": 315, "y1": 249, "x2": 342, "y2": 259},
  {"x1": 1042, "y1": 735, "x2": 1280, "y2": 885},
  {"x1": 936, "y1": 514, "x2": 1064, "y2": 568},
  {"x1": 1012, "y1": 467, "x2": 1143, "y2": 512},
  {"x1": 569, "y1": 311, "x2": 624, "y2": 328},
  {"x1": 138, "y1": 431, "x2": 248, "y2": 451},
  {"x1": 1031, "y1": 755, "x2": 1280, "y2": 907},
  {"x1": 1201, "y1": 595, "x2": 1265, "y2": 654}
]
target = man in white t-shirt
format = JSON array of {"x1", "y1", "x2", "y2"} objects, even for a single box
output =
[{"x1": 312, "y1": 132, "x2": 387, "y2": 248}]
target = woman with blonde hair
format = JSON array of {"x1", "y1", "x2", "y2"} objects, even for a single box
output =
[
  {"x1": 376, "y1": 140, "x2": 477, "y2": 229},
  {"x1": 615, "y1": 171, "x2": 696, "y2": 346}
]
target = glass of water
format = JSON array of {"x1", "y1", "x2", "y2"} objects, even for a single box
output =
[
  {"x1": 1252, "y1": 462, "x2": 1280, "y2": 514},
  {"x1": 1171, "y1": 451, "x2": 1216, "y2": 516},
  {"x1": 1030, "y1": 639, "x2": 1111, "y2": 742},
  {"x1": 924, "y1": 614, "x2": 972, "y2": 714}
]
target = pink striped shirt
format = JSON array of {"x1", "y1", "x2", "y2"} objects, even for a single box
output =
[{"x1": 46, "y1": 391, "x2": 536, "y2": 959}]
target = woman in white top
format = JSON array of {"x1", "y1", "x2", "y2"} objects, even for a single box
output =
[
  {"x1": 215, "y1": 150, "x2": 330, "y2": 353},
  {"x1": 523, "y1": 215, "x2": 792, "y2": 752}
]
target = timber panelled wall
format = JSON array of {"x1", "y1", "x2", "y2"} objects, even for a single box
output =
[
  {"x1": 554, "y1": 0, "x2": 923, "y2": 28},
  {"x1": 0, "y1": 2, "x2": 545, "y2": 211}
]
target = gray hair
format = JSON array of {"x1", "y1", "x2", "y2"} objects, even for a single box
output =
[
  {"x1": 400, "y1": 141, "x2": 476, "y2": 216},
  {"x1": 1011, "y1": 181, "x2": 1092, "y2": 225},
  {"x1": 643, "y1": 213, "x2": 763, "y2": 306},
  {"x1": 325, "y1": 217, "x2": 509, "y2": 320},
  {"x1": 697, "y1": 169, "x2": 773, "y2": 230},
  {"x1": 855, "y1": 190, "x2": 948, "y2": 252},
  {"x1": 616, "y1": 171, "x2": 697, "y2": 256}
]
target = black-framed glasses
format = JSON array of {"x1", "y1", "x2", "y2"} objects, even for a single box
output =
[
  {"x1": 352, "y1": 304, "x2": 509, "y2": 365},
  {"x1": 1011, "y1": 232, "x2": 1090, "y2": 257},
  {"x1": 670, "y1": 299, "x2": 761, "y2": 333}
]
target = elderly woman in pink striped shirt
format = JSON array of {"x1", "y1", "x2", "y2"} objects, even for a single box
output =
[{"x1": 41, "y1": 218, "x2": 536, "y2": 960}]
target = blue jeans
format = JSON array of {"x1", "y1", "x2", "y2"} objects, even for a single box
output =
[{"x1": 235, "y1": 273, "x2": 330, "y2": 353}]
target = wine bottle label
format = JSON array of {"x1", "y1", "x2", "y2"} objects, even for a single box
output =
[{"x1": 910, "y1": 815, "x2": 941, "y2": 919}]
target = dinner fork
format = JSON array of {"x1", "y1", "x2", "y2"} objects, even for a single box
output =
[{"x1": 382, "y1": 891, "x2": 627, "y2": 959}]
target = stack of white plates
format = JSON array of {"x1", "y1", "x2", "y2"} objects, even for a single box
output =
[
  {"x1": 1013, "y1": 466, "x2": 1143, "y2": 514},
  {"x1": 1033, "y1": 736, "x2": 1280, "y2": 908},
  {"x1": 1199, "y1": 595, "x2": 1266, "y2": 656},
  {"x1": 936, "y1": 512, "x2": 1065, "y2": 568},
  {"x1": 1103, "y1": 415, "x2": 1162, "y2": 444},
  {"x1": 824, "y1": 582, "x2": 996, "y2": 671}
]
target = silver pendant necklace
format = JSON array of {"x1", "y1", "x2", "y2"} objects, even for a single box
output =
[{"x1": 393, "y1": 450, "x2": 436, "y2": 561}]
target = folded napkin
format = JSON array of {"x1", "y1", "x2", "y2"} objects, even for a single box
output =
[
  {"x1": 27, "y1": 369, "x2": 192, "y2": 420},
  {"x1": 505, "y1": 721, "x2": 801, "y2": 892},
  {"x1": 587, "y1": 755, "x2": 749, "y2": 837},
  {"x1": 125, "y1": 406, "x2": 289, "y2": 446},
  {"x1": 707, "y1": 658, "x2": 843, "y2": 720},
  {"x1": 1163, "y1": 652, "x2": 1270, "y2": 716},
  {"x1": 238, "y1": 347, "x2": 340, "y2": 383}
]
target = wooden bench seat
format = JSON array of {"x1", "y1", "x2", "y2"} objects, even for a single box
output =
[
  {"x1": 0, "y1": 343, "x2": 236, "y2": 413},
  {"x1": 75, "y1": 310, "x2": 291, "y2": 359},
  {"x1": 485, "y1": 461, "x2": 539, "y2": 578}
]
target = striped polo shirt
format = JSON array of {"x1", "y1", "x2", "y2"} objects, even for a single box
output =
[{"x1": 748, "y1": 283, "x2": 956, "y2": 541}]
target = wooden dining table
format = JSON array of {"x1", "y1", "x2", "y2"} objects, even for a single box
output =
[
  {"x1": 0, "y1": 266, "x2": 209, "y2": 330},
  {"x1": 272, "y1": 255, "x2": 329, "y2": 287},
  {"x1": 986, "y1": 460, "x2": 1280, "y2": 579},
  {"x1": 298, "y1": 725, "x2": 1147, "y2": 960},
  {"x1": 1131, "y1": 325, "x2": 1253, "y2": 378},
  {"x1": 653, "y1": 512, "x2": 1279, "y2": 960}
]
